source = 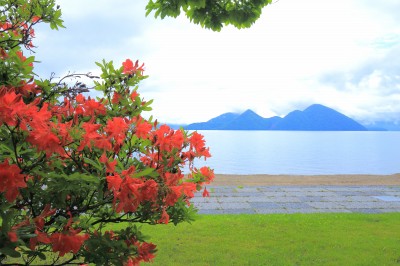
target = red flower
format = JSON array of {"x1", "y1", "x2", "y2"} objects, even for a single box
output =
[
  {"x1": 141, "y1": 179, "x2": 158, "y2": 201},
  {"x1": 32, "y1": 16, "x2": 41, "y2": 23},
  {"x1": 181, "y1": 182, "x2": 197, "y2": 198},
  {"x1": 0, "y1": 48, "x2": 8, "y2": 59},
  {"x1": 112, "y1": 92, "x2": 121, "y2": 104},
  {"x1": 165, "y1": 186, "x2": 183, "y2": 206},
  {"x1": 158, "y1": 209, "x2": 169, "y2": 224},
  {"x1": 18, "y1": 80, "x2": 40, "y2": 96},
  {"x1": 107, "y1": 173, "x2": 152, "y2": 213},
  {"x1": 75, "y1": 97, "x2": 106, "y2": 117},
  {"x1": 163, "y1": 172, "x2": 183, "y2": 186},
  {"x1": 104, "y1": 117, "x2": 130, "y2": 148},
  {"x1": 170, "y1": 129, "x2": 184, "y2": 149},
  {"x1": 100, "y1": 153, "x2": 117, "y2": 173},
  {"x1": 34, "y1": 204, "x2": 57, "y2": 230},
  {"x1": 113, "y1": 177, "x2": 144, "y2": 213},
  {"x1": 122, "y1": 59, "x2": 134, "y2": 74},
  {"x1": 76, "y1": 94, "x2": 85, "y2": 103},
  {"x1": 134, "y1": 241, "x2": 156, "y2": 263},
  {"x1": 135, "y1": 118, "x2": 152, "y2": 139},
  {"x1": 78, "y1": 122, "x2": 101, "y2": 151},
  {"x1": 202, "y1": 187, "x2": 210, "y2": 197},
  {"x1": 0, "y1": 91, "x2": 30, "y2": 127},
  {"x1": 200, "y1": 167, "x2": 215, "y2": 184},
  {"x1": 189, "y1": 132, "x2": 211, "y2": 158},
  {"x1": 16, "y1": 50, "x2": 26, "y2": 62},
  {"x1": 8, "y1": 231, "x2": 18, "y2": 242},
  {"x1": 30, "y1": 229, "x2": 52, "y2": 250},
  {"x1": 152, "y1": 124, "x2": 184, "y2": 152},
  {"x1": 122, "y1": 59, "x2": 144, "y2": 75},
  {"x1": 121, "y1": 165, "x2": 136, "y2": 177},
  {"x1": 106, "y1": 174, "x2": 122, "y2": 191},
  {"x1": 0, "y1": 159, "x2": 27, "y2": 202},
  {"x1": 29, "y1": 205, "x2": 55, "y2": 249},
  {"x1": 50, "y1": 230, "x2": 89, "y2": 257},
  {"x1": 130, "y1": 91, "x2": 139, "y2": 101},
  {"x1": 27, "y1": 122, "x2": 65, "y2": 157},
  {"x1": 94, "y1": 137, "x2": 113, "y2": 151}
]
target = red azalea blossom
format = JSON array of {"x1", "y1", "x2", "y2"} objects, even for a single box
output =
[
  {"x1": 0, "y1": 21, "x2": 12, "y2": 30},
  {"x1": 163, "y1": 172, "x2": 183, "y2": 186},
  {"x1": 18, "y1": 80, "x2": 39, "y2": 96},
  {"x1": 112, "y1": 92, "x2": 121, "y2": 104},
  {"x1": 32, "y1": 16, "x2": 41, "y2": 23},
  {"x1": 50, "y1": 230, "x2": 89, "y2": 257},
  {"x1": 0, "y1": 48, "x2": 8, "y2": 59},
  {"x1": 122, "y1": 59, "x2": 145, "y2": 75},
  {"x1": 34, "y1": 204, "x2": 57, "y2": 230},
  {"x1": 158, "y1": 209, "x2": 169, "y2": 224},
  {"x1": 189, "y1": 132, "x2": 211, "y2": 158},
  {"x1": 202, "y1": 187, "x2": 210, "y2": 197},
  {"x1": 121, "y1": 165, "x2": 136, "y2": 177},
  {"x1": 8, "y1": 231, "x2": 18, "y2": 242},
  {"x1": 128, "y1": 241, "x2": 156, "y2": 264},
  {"x1": 27, "y1": 123, "x2": 65, "y2": 157},
  {"x1": 30, "y1": 229, "x2": 52, "y2": 250},
  {"x1": 165, "y1": 186, "x2": 183, "y2": 206},
  {"x1": 141, "y1": 179, "x2": 158, "y2": 201},
  {"x1": 117, "y1": 179, "x2": 143, "y2": 212},
  {"x1": 100, "y1": 153, "x2": 118, "y2": 173},
  {"x1": 152, "y1": 125, "x2": 185, "y2": 152},
  {"x1": 130, "y1": 90, "x2": 139, "y2": 101},
  {"x1": 76, "y1": 94, "x2": 85, "y2": 103},
  {"x1": 0, "y1": 159, "x2": 27, "y2": 202},
  {"x1": 106, "y1": 174, "x2": 123, "y2": 191},
  {"x1": 181, "y1": 182, "x2": 197, "y2": 198},
  {"x1": 94, "y1": 137, "x2": 113, "y2": 151},
  {"x1": 135, "y1": 118, "x2": 152, "y2": 139},
  {"x1": 0, "y1": 91, "x2": 34, "y2": 127},
  {"x1": 78, "y1": 122, "x2": 102, "y2": 151},
  {"x1": 104, "y1": 117, "x2": 130, "y2": 147},
  {"x1": 200, "y1": 166, "x2": 215, "y2": 184},
  {"x1": 75, "y1": 97, "x2": 106, "y2": 117},
  {"x1": 16, "y1": 50, "x2": 26, "y2": 61}
]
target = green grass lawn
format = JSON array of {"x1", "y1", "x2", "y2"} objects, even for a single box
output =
[
  {"x1": 134, "y1": 213, "x2": 400, "y2": 266},
  {"x1": 4, "y1": 213, "x2": 400, "y2": 265}
]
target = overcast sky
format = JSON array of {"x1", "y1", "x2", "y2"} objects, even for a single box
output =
[{"x1": 32, "y1": 0, "x2": 400, "y2": 125}]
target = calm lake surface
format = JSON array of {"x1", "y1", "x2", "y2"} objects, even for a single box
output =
[{"x1": 191, "y1": 131, "x2": 400, "y2": 175}]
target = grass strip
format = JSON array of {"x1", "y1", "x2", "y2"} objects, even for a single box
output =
[
  {"x1": 4, "y1": 213, "x2": 400, "y2": 265},
  {"x1": 132, "y1": 213, "x2": 400, "y2": 265}
]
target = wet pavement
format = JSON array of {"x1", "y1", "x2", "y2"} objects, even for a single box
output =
[{"x1": 192, "y1": 186, "x2": 400, "y2": 214}]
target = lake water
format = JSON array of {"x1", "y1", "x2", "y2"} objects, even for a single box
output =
[{"x1": 191, "y1": 131, "x2": 400, "y2": 175}]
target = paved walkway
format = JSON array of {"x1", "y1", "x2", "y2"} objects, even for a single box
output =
[{"x1": 192, "y1": 186, "x2": 400, "y2": 214}]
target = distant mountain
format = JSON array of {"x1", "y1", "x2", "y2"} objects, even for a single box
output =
[
  {"x1": 275, "y1": 104, "x2": 367, "y2": 131},
  {"x1": 184, "y1": 104, "x2": 368, "y2": 131},
  {"x1": 185, "y1": 112, "x2": 239, "y2": 130},
  {"x1": 364, "y1": 121, "x2": 400, "y2": 131}
]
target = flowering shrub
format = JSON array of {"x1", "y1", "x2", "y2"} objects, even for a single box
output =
[{"x1": 0, "y1": 1, "x2": 214, "y2": 265}]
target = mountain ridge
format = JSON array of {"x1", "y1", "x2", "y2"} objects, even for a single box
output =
[{"x1": 184, "y1": 104, "x2": 368, "y2": 131}]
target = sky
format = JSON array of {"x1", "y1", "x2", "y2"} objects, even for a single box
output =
[{"x1": 32, "y1": 0, "x2": 400, "y2": 125}]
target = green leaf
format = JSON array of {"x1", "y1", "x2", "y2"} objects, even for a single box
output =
[
  {"x1": 134, "y1": 167, "x2": 155, "y2": 178},
  {"x1": 25, "y1": 250, "x2": 46, "y2": 260},
  {"x1": 0, "y1": 143, "x2": 14, "y2": 154},
  {"x1": 85, "y1": 158, "x2": 104, "y2": 171},
  {"x1": 67, "y1": 172, "x2": 100, "y2": 185},
  {"x1": 0, "y1": 246, "x2": 21, "y2": 258}
]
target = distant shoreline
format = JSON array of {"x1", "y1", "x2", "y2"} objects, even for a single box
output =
[{"x1": 211, "y1": 174, "x2": 400, "y2": 186}]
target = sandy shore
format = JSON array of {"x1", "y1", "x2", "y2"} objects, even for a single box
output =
[{"x1": 211, "y1": 174, "x2": 400, "y2": 186}]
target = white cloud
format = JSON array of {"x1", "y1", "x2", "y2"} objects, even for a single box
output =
[{"x1": 32, "y1": 0, "x2": 400, "y2": 124}]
